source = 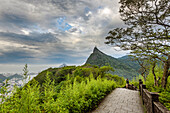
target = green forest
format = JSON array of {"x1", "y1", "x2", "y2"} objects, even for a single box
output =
[
  {"x1": 0, "y1": 63, "x2": 170, "y2": 112},
  {"x1": 0, "y1": 65, "x2": 125, "y2": 113}
]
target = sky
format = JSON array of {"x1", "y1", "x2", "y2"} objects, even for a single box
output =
[{"x1": 0, "y1": 0, "x2": 129, "y2": 73}]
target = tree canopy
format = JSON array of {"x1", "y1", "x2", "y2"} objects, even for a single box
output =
[{"x1": 105, "y1": 0, "x2": 170, "y2": 88}]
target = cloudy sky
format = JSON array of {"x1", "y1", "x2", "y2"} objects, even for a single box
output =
[{"x1": 0, "y1": 0, "x2": 129, "y2": 73}]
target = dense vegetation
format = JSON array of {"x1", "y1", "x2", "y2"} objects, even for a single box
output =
[
  {"x1": 86, "y1": 47, "x2": 140, "y2": 79},
  {"x1": 0, "y1": 64, "x2": 125, "y2": 113},
  {"x1": 145, "y1": 64, "x2": 170, "y2": 110},
  {"x1": 33, "y1": 64, "x2": 121, "y2": 85},
  {"x1": 129, "y1": 64, "x2": 170, "y2": 110}
]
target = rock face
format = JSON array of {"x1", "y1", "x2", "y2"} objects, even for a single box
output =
[{"x1": 85, "y1": 47, "x2": 140, "y2": 79}]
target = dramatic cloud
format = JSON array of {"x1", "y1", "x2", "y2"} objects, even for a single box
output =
[{"x1": 0, "y1": 0, "x2": 129, "y2": 72}]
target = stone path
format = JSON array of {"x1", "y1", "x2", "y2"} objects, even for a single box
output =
[{"x1": 92, "y1": 88, "x2": 145, "y2": 113}]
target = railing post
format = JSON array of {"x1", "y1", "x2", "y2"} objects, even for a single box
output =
[
  {"x1": 139, "y1": 79, "x2": 143, "y2": 95},
  {"x1": 132, "y1": 84, "x2": 134, "y2": 90},
  {"x1": 141, "y1": 84, "x2": 146, "y2": 105},
  {"x1": 150, "y1": 92, "x2": 159, "y2": 113}
]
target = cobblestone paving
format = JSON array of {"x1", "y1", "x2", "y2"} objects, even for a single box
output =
[{"x1": 92, "y1": 88, "x2": 145, "y2": 113}]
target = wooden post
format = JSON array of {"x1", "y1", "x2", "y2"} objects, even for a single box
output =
[
  {"x1": 150, "y1": 92, "x2": 159, "y2": 113},
  {"x1": 141, "y1": 84, "x2": 146, "y2": 105},
  {"x1": 150, "y1": 92, "x2": 159, "y2": 102},
  {"x1": 132, "y1": 84, "x2": 134, "y2": 90},
  {"x1": 139, "y1": 79, "x2": 143, "y2": 95}
]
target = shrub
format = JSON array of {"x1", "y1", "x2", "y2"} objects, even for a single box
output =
[
  {"x1": 0, "y1": 79, "x2": 41, "y2": 113},
  {"x1": 55, "y1": 74, "x2": 116, "y2": 113},
  {"x1": 159, "y1": 88, "x2": 170, "y2": 110},
  {"x1": 0, "y1": 73, "x2": 116, "y2": 113}
]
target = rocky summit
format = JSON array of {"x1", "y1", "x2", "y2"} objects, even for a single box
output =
[{"x1": 85, "y1": 47, "x2": 140, "y2": 79}]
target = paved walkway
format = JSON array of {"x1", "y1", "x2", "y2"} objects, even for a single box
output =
[{"x1": 92, "y1": 88, "x2": 145, "y2": 113}]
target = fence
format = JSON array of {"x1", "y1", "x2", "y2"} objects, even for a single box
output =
[
  {"x1": 127, "y1": 84, "x2": 137, "y2": 90},
  {"x1": 139, "y1": 79, "x2": 170, "y2": 113}
]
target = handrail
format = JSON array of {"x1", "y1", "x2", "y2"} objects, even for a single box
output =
[
  {"x1": 139, "y1": 79, "x2": 170, "y2": 113},
  {"x1": 127, "y1": 84, "x2": 137, "y2": 90}
]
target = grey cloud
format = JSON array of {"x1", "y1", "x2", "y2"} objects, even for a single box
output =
[
  {"x1": 0, "y1": 32, "x2": 60, "y2": 44},
  {"x1": 1, "y1": 13, "x2": 33, "y2": 28},
  {"x1": 0, "y1": 0, "x2": 127, "y2": 66},
  {"x1": 0, "y1": 31, "x2": 88, "y2": 64},
  {"x1": 0, "y1": 50, "x2": 35, "y2": 63},
  {"x1": 22, "y1": 0, "x2": 91, "y2": 14}
]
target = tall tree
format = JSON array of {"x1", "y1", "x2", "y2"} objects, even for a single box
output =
[
  {"x1": 105, "y1": 0, "x2": 170, "y2": 88},
  {"x1": 135, "y1": 57, "x2": 149, "y2": 82},
  {"x1": 23, "y1": 64, "x2": 29, "y2": 84}
]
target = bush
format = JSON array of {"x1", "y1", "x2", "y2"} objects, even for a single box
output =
[
  {"x1": 0, "y1": 73, "x2": 116, "y2": 113},
  {"x1": 0, "y1": 79, "x2": 41, "y2": 113},
  {"x1": 54, "y1": 74, "x2": 116, "y2": 113},
  {"x1": 144, "y1": 65, "x2": 170, "y2": 110},
  {"x1": 105, "y1": 74, "x2": 125, "y2": 87},
  {"x1": 159, "y1": 88, "x2": 170, "y2": 110}
]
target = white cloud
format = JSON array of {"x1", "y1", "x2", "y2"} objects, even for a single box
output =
[
  {"x1": 85, "y1": 11, "x2": 92, "y2": 16},
  {"x1": 21, "y1": 29, "x2": 30, "y2": 35},
  {"x1": 99, "y1": 7, "x2": 112, "y2": 16},
  {"x1": 0, "y1": 0, "x2": 129, "y2": 68}
]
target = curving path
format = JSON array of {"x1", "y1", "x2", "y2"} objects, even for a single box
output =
[{"x1": 92, "y1": 88, "x2": 145, "y2": 113}]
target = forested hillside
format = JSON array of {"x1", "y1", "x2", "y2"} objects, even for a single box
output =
[
  {"x1": 86, "y1": 47, "x2": 140, "y2": 79},
  {"x1": 0, "y1": 64, "x2": 125, "y2": 113},
  {"x1": 32, "y1": 64, "x2": 124, "y2": 86}
]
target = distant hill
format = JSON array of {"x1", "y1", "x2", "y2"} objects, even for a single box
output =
[
  {"x1": 85, "y1": 47, "x2": 140, "y2": 79},
  {"x1": 31, "y1": 65, "x2": 115, "y2": 86},
  {"x1": 0, "y1": 74, "x2": 6, "y2": 82},
  {"x1": 7, "y1": 74, "x2": 22, "y2": 80},
  {"x1": 0, "y1": 73, "x2": 23, "y2": 83}
]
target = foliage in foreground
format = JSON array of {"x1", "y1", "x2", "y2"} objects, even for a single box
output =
[
  {"x1": 159, "y1": 88, "x2": 170, "y2": 110},
  {"x1": 131, "y1": 64, "x2": 170, "y2": 110},
  {"x1": 146, "y1": 65, "x2": 170, "y2": 110},
  {"x1": 0, "y1": 72, "x2": 116, "y2": 113}
]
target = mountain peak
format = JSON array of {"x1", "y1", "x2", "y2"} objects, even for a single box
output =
[
  {"x1": 86, "y1": 47, "x2": 140, "y2": 79},
  {"x1": 93, "y1": 46, "x2": 104, "y2": 55},
  {"x1": 93, "y1": 46, "x2": 99, "y2": 53}
]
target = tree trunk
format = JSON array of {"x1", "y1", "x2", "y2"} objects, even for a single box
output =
[
  {"x1": 152, "y1": 62, "x2": 158, "y2": 87},
  {"x1": 141, "y1": 72, "x2": 146, "y2": 82},
  {"x1": 162, "y1": 55, "x2": 170, "y2": 89}
]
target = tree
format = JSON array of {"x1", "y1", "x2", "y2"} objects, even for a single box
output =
[
  {"x1": 151, "y1": 60, "x2": 158, "y2": 87},
  {"x1": 135, "y1": 57, "x2": 149, "y2": 82},
  {"x1": 23, "y1": 64, "x2": 29, "y2": 84},
  {"x1": 105, "y1": 0, "x2": 170, "y2": 88}
]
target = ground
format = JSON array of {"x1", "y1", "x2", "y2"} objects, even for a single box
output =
[{"x1": 92, "y1": 88, "x2": 145, "y2": 113}]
